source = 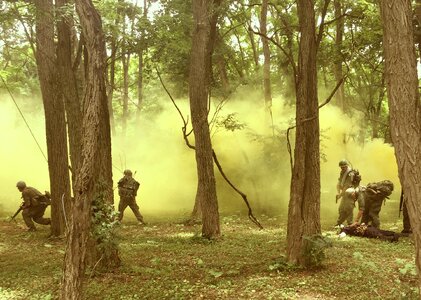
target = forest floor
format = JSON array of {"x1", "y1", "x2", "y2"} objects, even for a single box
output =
[{"x1": 0, "y1": 214, "x2": 418, "y2": 300}]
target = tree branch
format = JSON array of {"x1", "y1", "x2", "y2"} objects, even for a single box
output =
[{"x1": 157, "y1": 68, "x2": 262, "y2": 229}]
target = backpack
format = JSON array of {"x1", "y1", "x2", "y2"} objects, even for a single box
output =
[
  {"x1": 351, "y1": 169, "x2": 362, "y2": 188},
  {"x1": 366, "y1": 180, "x2": 394, "y2": 204},
  {"x1": 118, "y1": 177, "x2": 140, "y2": 198}
]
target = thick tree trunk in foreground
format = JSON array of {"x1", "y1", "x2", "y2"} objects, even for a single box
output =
[
  {"x1": 61, "y1": 0, "x2": 119, "y2": 299},
  {"x1": 190, "y1": 0, "x2": 220, "y2": 239},
  {"x1": 380, "y1": 0, "x2": 421, "y2": 289},
  {"x1": 34, "y1": 0, "x2": 69, "y2": 236},
  {"x1": 286, "y1": 0, "x2": 321, "y2": 266}
]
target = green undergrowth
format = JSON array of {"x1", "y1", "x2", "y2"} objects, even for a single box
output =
[{"x1": 0, "y1": 214, "x2": 417, "y2": 299}]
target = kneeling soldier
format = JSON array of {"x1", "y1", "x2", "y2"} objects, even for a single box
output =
[{"x1": 16, "y1": 181, "x2": 51, "y2": 232}]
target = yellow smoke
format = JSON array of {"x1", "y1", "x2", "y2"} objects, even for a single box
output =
[{"x1": 0, "y1": 89, "x2": 402, "y2": 226}]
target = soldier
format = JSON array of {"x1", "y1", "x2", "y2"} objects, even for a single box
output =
[
  {"x1": 16, "y1": 181, "x2": 51, "y2": 232},
  {"x1": 117, "y1": 169, "x2": 145, "y2": 225},
  {"x1": 361, "y1": 180, "x2": 394, "y2": 228},
  {"x1": 340, "y1": 223, "x2": 399, "y2": 242},
  {"x1": 335, "y1": 160, "x2": 359, "y2": 226}
]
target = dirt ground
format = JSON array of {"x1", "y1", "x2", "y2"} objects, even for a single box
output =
[{"x1": 0, "y1": 214, "x2": 418, "y2": 299}]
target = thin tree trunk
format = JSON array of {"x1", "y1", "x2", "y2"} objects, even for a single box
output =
[
  {"x1": 34, "y1": 0, "x2": 69, "y2": 237},
  {"x1": 333, "y1": 0, "x2": 345, "y2": 111},
  {"x1": 260, "y1": 0, "x2": 272, "y2": 108},
  {"x1": 247, "y1": 25, "x2": 259, "y2": 68},
  {"x1": 379, "y1": 0, "x2": 421, "y2": 290},
  {"x1": 122, "y1": 51, "x2": 130, "y2": 135},
  {"x1": 137, "y1": 0, "x2": 149, "y2": 120},
  {"x1": 190, "y1": 0, "x2": 220, "y2": 239},
  {"x1": 286, "y1": 0, "x2": 320, "y2": 266},
  {"x1": 56, "y1": 0, "x2": 82, "y2": 191},
  {"x1": 107, "y1": 37, "x2": 117, "y2": 136}
]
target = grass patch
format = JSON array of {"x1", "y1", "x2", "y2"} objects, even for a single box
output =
[{"x1": 0, "y1": 214, "x2": 418, "y2": 299}]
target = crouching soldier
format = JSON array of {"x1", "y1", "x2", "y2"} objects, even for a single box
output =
[
  {"x1": 361, "y1": 180, "x2": 394, "y2": 228},
  {"x1": 16, "y1": 181, "x2": 51, "y2": 232}
]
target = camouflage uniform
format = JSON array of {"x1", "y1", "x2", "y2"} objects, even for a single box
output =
[
  {"x1": 340, "y1": 223, "x2": 399, "y2": 242},
  {"x1": 336, "y1": 186, "x2": 365, "y2": 226},
  {"x1": 21, "y1": 186, "x2": 51, "y2": 231},
  {"x1": 361, "y1": 180, "x2": 394, "y2": 228},
  {"x1": 117, "y1": 174, "x2": 144, "y2": 223},
  {"x1": 336, "y1": 165, "x2": 355, "y2": 225}
]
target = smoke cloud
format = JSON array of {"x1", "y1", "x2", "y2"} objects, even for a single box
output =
[{"x1": 0, "y1": 89, "x2": 401, "y2": 226}]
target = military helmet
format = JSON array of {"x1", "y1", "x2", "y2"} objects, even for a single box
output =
[
  {"x1": 338, "y1": 159, "x2": 348, "y2": 167},
  {"x1": 123, "y1": 169, "x2": 132, "y2": 176},
  {"x1": 16, "y1": 181, "x2": 26, "y2": 189}
]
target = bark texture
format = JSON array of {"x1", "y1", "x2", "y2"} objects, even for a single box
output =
[
  {"x1": 379, "y1": 0, "x2": 421, "y2": 289},
  {"x1": 34, "y1": 0, "x2": 69, "y2": 236},
  {"x1": 286, "y1": 0, "x2": 321, "y2": 266},
  {"x1": 56, "y1": 0, "x2": 82, "y2": 188},
  {"x1": 190, "y1": 0, "x2": 220, "y2": 239},
  {"x1": 61, "y1": 0, "x2": 118, "y2": 298}
]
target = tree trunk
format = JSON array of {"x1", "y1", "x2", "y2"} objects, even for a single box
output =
[
  {"x1": 107, "y1": 36, "x2": 117, "y2": 136},
  {"x1": 61, "y1": 1, "x2": 119, "y2": 298},
  {"x1": 247, "y1": 25, "x2": 259, "y2": 68},
  {"x1": 137, "y1": 0, "x2": 149, "y2": 120},
  {"x1": 379, "y1": 0, "x2": 421, "y2": 290},
  {"x1": 34, "y1": 0, "x2": 69, "y2": 237},
  {"x1": 333, "y1": 0, "x2": 345, "y2": 111},
  {"x1": 260, "y1": 0, "x2": 272, "y2": 108},
  {"x1": 286, "y1": 0, "x2": 320, "y2": 266},
  {"x1": 122, "y1": 51, "x2": 130, "y2": 136},
  {"x1": 56, "y1": 0, "x2": 83, "y2": 191},
  {"x1": 414, "y1": 0, "x2": 421, "y2": 60},
  {"x1": 190, "y1": 0, "x2": 220, "y2": 239}
]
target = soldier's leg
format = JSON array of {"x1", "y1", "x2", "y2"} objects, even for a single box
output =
[
  {"x1": 370, "y1": 203, "x2": 382, "y2": 228},
  {"x1": 346, "y1": 208, "x2": 353, "y2": 225},
  {"x1": 118, "y1": 198, "x2": 129, "y2": 221},
  {"x1": 128, "y1": 200, "x2": 144, "y2": 223},
  {"x1": 336, "y1": 200, "x2": 347, "y2": 225},
  {"x1": 370, "y1": 212, "x2": 380, "y2": 228},
  {"x1": 33, "y1": 205, "x2": 51, "y2": 225},
  {"x1": 22, "y1": 208, "x2": 36, "y2": 231},
  {"x1": 361, "y1": 199, "x2": 373, "y2": 225}
]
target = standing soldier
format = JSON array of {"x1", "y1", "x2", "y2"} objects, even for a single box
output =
[
  {"x1": 335, "y1": 159, "x2": 357, "y2": 226},
  {"x1": 117, "y1": 169, "x2": 145, "y2": 225},
  {"x1": 16, "y1": 181, "x2": 51, "y2": 232}
]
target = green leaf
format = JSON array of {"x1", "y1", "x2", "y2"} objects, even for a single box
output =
[{"x1": 208, "y1": 269, "x2": 223, "y2": 278}]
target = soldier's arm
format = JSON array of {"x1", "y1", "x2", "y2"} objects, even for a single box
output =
[{"x1": 21, "y1": 192, "x2": 31, "y2": 208}]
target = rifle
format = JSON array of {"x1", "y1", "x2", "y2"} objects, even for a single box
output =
[
  {"x1": 9, "y1": 205, "x2": 23, "y2": 222},
  {"x1": 335, "y1": 194, "x2": 341, "y2": 204}
]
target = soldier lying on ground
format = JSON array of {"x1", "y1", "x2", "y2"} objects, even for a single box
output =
[{"x1": 339, "y1": 223, "x2": 400, "y2": 242}]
